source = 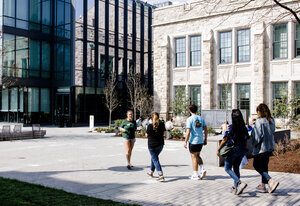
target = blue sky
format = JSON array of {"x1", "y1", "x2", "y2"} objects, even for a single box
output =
[{"x1": 75, "y1": 0, "x2": 188, "y2": 19}]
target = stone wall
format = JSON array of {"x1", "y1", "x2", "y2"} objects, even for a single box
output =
[{"x1": 153, "y1": 0, "x2": 300, "y2": 120}]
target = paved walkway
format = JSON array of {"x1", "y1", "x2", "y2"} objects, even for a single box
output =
[{"x1": 0, "y1": 127, "x2": 299, "y2": 206}]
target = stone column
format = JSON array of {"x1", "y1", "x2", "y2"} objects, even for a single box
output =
[
  {"x1": 153, "y1": 35, "x2": 170, "y2": 120},
  {"x1": 252, "y1": 23, "x2": 265, "y2": 115},
  {"x1": 202, "y1": 30, "x2": 214, "y2": 110}
]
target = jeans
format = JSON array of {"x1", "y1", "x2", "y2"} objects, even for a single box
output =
[
  {"x1": 253, "y1": 152, "x2": 272, "y2": 184},
  {"x1": 224, "y1": 146, "x2": 246, "y2": 187},
  {"x1": 166, "y1": 130, "x2": 171, "y2": 139},
  {"x1": 149, "y1": 145, "x2": 164, "y2": 175}
]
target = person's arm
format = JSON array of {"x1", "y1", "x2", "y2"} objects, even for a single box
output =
[
  {"x1": 217, "y1": 137, "x2": 227, "y2": 156},
  {"x1": 119, "y1": 121, "x2": 126, "y2": 132},
  {"x1": 203, "y1": 126, "x2": 208, "y2": 145},
  {"x1": 184, "y1": 128, "x2": 191, "y2": 149}
]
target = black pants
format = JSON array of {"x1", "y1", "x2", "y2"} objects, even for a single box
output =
[{"x1": 253, "y1": 152, "x2": 272, "y2": 184}]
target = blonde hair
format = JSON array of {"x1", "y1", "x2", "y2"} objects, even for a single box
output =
[{"x1": 152, "y1": 112, "x2": 160, "y2": 131}]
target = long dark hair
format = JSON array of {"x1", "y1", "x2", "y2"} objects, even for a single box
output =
[
  {"x1": 231, "y1": 109, "x2": 248, "y2": 138},
  {"x1": 256, "y1": 103, "x2": 272, "y2": 123}
]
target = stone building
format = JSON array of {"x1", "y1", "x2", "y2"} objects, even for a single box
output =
[
  {"x1": 152, "y1": 0, "x2": 300, "y2": 121},
  {"x1": 74, "y1": 0, "x2": 153, "y2": 123}
]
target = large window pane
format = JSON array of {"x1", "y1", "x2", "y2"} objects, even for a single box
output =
[
  {"x1": 3, "y1": 34, "x2": 15, "y2": 77},
  {"x1": 175, "y1": 38, "x2": 186, "y2": 67},
  {"x1": 57, "y1": 1, "x2": 65, "y2": 26},
  {"x1": 220, "y1": 31, "x2": 232, "y2": 64},
  {"x1": 237, "y1": 84, "x2": 250, "y2": 110},
  {"x1": 56, "y1": 43, "x2": 64, "y2": 80},
  {"x1": 41, "y1": 88, "x2": 50, "y2": 113},
  {"x1": 30, "y1": 0, "x2": 41, "y2": 31},
  {"x1": 1, "y1": 89, "x2": 9, "y2": 111},
  {"x1": 237, "y1": 29, "x2": 250, "y2": 62},
  {"x1": 190, "y1": 86, "x2": 201, "y2": 114},
  {"x1": 4, "y1": 0, "x2": 15, "y2": 26},
  {"x1": 19, "y1": 88, "x2": 24, "y2": 112},
  {"x1": 296, "y1": 24, "x2": 300, "y2": 57},
  {"x1": 28, "y1": 87, "x2": 39, "y2": 113},
  {"x1": 42, "y1": 0, "x2": 51, "y2": 25},
  {"x1": 16, "y1": 36, "x2": 29, "y2": 78},
  {"x1": 273, "y1": 24, "x2": 288, "y2": 59},
  {"x1": 190, "y1": 36, "x2": 201, "y2": 66},
  {"x1": 42, "y1": 41, "x2": 50, "y2": 78},
  {"x1": 10, "y1": 88, "x2": 18, "y2": 112},
  {"x1": 29, "y1": 40, "x2": 40, "y2": 77},
  {"x1": 219, "y1": 84, "x2": 232, "y2": 109},
  {"x1": 16, "y1": 0, "x2": 29, "y2": 29}
]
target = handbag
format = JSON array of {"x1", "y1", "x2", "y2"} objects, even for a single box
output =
[{"x1": 219, "y1": 145, "x2": 234, "y2": 158}]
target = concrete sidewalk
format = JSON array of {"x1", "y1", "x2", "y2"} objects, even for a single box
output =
[{"x1": 0, "y1": 127, "x2": 299, "y2": 206}]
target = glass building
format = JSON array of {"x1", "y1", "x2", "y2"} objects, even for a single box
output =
[{"x1": 0, "y1": 0, "x2": 75, "y2": 124}]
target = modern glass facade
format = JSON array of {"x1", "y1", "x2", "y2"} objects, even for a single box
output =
[{"x1": 0, "y1": 0, "x2": 74, "y2": 124}]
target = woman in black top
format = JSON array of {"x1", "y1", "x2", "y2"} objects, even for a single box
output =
[{"x1": 146, "y1": 112, "x2": 166, "y2": 182}]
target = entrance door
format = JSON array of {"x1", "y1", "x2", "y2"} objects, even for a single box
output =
[{"x1": 56, "y1": 94, "x2": 70, "y2": 123}]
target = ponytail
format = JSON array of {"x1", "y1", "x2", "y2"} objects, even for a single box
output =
[{"x1": 152, "y1": 112, "x2": 160, "y2": 131}]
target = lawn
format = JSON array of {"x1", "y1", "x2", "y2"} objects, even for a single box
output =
[{"x1": 0, "y1": 177, "x2": 139, "y2": 206}]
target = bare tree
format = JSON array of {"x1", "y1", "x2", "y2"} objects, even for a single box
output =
[
  {"x1": 104, "y1": 73, "x2": 119, "y2": 127},
  {"x1": 127, "y1": 73, "x2": 153, "y2": 120}
]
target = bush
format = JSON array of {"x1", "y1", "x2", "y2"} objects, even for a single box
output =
[
  {"x1": 170, "y1": 128, "x2": 184, "y2": 139},
  {"x1": 207, "y1": 127, "x2": 216, "y2": 135},
  {"x1": 139, "y1": 127, "x2": 147, "y2": 137},
  {"x1": 95, "y1": 127, "x2": 115, "y2": 133},
  {"x1": 273, "y1": 138, "x2": 300, "y2": 156},
  {"x1": 114, "y1": 119, "x2": 123, "y2": 127}
]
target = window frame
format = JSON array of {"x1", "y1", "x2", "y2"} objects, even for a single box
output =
[
  {"x1": 190, "y1": 35, "x2": 201, "y2": 66},
  {"x1": 273, "y1": 23, "x2": 288, "y2": 60},
  {"x1": 189, "y1": 85, "x2": 201, "y2": 114},
  {"x1": 237, "y1": 28, "x2": 251, "y2": 63},
  {"x1": 236, "y1": 84, "x2": 251, "y2": 111},
  {"x1": 219, "y1": 31, "x2": 232, "y2": 64},
  {"x1": 175, "y1": 37, "x2": 186, "y2": 68},
  {"x1": 219, "y1": 84, "x2": 232, "y2": 110},
  {"x1": 295, "y1": 23, "x2": 300, "y2": 58}
]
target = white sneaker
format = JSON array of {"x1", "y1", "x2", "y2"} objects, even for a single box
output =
[
  {"x1": 200, "y1": 170, "x2": 206, "y2": 179},
  {"x1": 190, "y1": 174, "x2": 200, "y2": 180}
]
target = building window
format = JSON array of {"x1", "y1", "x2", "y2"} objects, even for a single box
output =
[
  {"x1": 273, "y1": 24, "x2": 288, "y2": 59},
  {"x1": 296, "y1": 24, "x2": 300, "y2": 57},
  {"x1": 219, "y1": 84, "x2": 232, "y2": 109},
  {"x1": 190, "y1": 36, "x2": 201, "y2": 66},
  {"x1": 237, "y1": 29, "x2": 250, "y2": 62},
  {"x1": 189, "y1": 86, "x2": 201, "y2": 114},
  {"x1": 272, "y1": 82, "x2": 288, "y2": 108},
  {"x1": 237, "y1": 84, "x2": 250, "y2": 111},
  {"x1": 220, "y1": 31, "x2": 232, "y2": 64},
  {"x1": 175, "y1": 37, "x2": 186, "y2": 67}
]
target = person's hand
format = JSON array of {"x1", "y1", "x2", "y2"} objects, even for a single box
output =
[
  {"x1": 119, "y1": 127, "x2": 126, "y2": 133},
  {"x1": 204, "y1": 138, "x2": 207, "y2": 145},
  {"x1": 217, "y1": 150, "x2": 220, "y2": 157},
  {"x1": 184, "y1": 142, "x2": 187, "y2": 149}
]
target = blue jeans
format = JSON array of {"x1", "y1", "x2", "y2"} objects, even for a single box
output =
[
  {"x1": 224, "y1": 146, "x2": 246, "y2": 187},
  {"x1": 253, "y1": 152, "x2": 272, "y2": 184},
  {"x1": 149, "y1": 145, "x2": 164, "y2": 175}
]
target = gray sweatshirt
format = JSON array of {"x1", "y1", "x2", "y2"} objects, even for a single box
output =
[{"x1": 251, "y1": 117, "x2": 275, "y2": 156}]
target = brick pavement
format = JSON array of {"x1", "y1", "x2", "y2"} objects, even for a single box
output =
[{"x1": 0, "y1": 127, "x2": 299, "y2": 206}]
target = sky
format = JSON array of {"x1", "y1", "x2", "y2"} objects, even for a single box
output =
[{"x1": 75, "y1": 0, "x2": 189, "y2": 19}]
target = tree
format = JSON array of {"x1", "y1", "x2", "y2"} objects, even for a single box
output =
[
  {"x1": 127, "y1": 73, "x2": 153, "y2": 120},
  {"x1": 104, "y1": 73, "x2": 119, "y2": 127},
  {"x1": 172, "y1": 86, "x2": 188, "y2": 116}
]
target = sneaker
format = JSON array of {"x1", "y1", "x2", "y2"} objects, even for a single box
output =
[
  {"x1": 200, "y1": 170, "x2": 207, "y2": 180},
  {"x1": 230, "y1": 186, "x2": 237, "y2": 194},
  {"x1": 190, "y1": 174, "x2": 200, "y2": 180},
  {"x1": 268, "y1": 179, "x2": 279, "y2": 193},
  {"x1": 157, "y1": 175, "x2": 165, "y2": 182},
  {"x1": 147, "y1": 172, "x2": 153, "y2": 178},
  {"x1": 127, "y1": 165, "x2": 132, "y2": 170},
  {"x1": 256, "y1": 184, "x2": 267, "y2": 193},
  {"x1": 236, "y1": 182, "x2": 247, "y2": 195}
]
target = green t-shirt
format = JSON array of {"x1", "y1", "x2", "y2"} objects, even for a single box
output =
[{"x1": 121, "y1": 119, "x2": 137, "y2": 139}]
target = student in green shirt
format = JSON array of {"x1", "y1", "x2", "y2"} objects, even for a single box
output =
[{"x1": 119, "y1": 110, "x2": 137, "y2": 169}]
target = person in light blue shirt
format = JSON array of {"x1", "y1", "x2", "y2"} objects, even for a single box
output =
[{"x1": 184, "y1": 104, "x2": 208, "y2": 180}]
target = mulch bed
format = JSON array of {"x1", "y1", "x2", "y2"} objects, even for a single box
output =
[{"x1": 244, "y1": 148, "x2": 300, "y2": 174}]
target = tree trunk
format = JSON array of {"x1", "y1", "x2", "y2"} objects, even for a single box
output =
[{"x1": 109, "y1": 110, "x2": 112, "y2": 127}]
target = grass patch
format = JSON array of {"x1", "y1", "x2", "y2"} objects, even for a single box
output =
[{"x1": 0, "y1": 176, "x2": 139, "y2": 206}]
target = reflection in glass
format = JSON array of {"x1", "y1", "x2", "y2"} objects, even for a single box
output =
[
  {"x1": 1, "y1": 89, "x2": 9, "y2": 111},
  {"x1": 41, "y1": 88, "x2": 50, "y2": 112},
  {"x1": 42, "y1": 41, "x2": 50, "y2": 78},
  {"x1": 28, "y1": 87, "x2": 39, "y2": 113},
  {"x1": 4, "y1": 0, "x2": 15, "y2": 26},
  {"x1": 16, "y1": 0, "x2": 29, "y2": 29},
  {"x1": 29, "y1": 40, "x2": 40, "y2": 77}
]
